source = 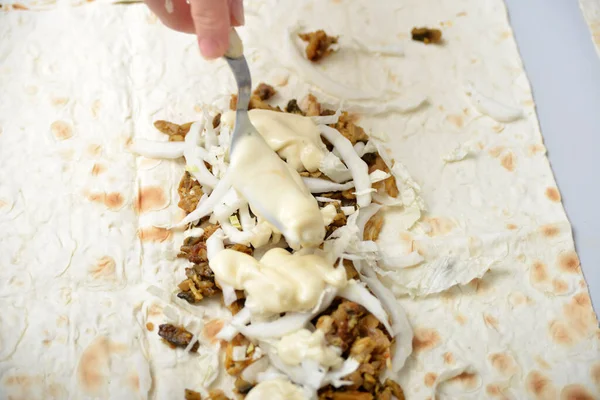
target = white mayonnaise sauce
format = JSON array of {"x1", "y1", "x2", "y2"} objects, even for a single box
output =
[
  {"x1": 245, "y1": 379, "x2": 306, "y2": 400},
  {"x1": 228, "y1": 132, "x2": 324, "y2": 248},
  {"x1": 210, "y1": 247, "x2": 347, "y2": 314},
  {"x1": 222, "y1": 110, "x2": 326, "y2": 172},
  {"x1": 276, "y1": 329, "x2": 342, "y2": 367},
  {"x1": 321, "y1": 203, "x2": 338, "y2": 226}
]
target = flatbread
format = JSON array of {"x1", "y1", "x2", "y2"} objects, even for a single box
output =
[
  {"x1": 580, "y1": 0, "x2": 600, "y2": 57},
  {"x1": 0, "y1": 0, "x2": 598, "y2": 399}
]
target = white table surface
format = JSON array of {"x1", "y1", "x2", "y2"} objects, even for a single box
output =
[{"x1": 504, "y1": 0, "x2": 600, "y2": 314}]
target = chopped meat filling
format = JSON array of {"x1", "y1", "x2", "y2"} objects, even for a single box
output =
[
  {"x1": 299, "y1": 30, "x2": 338, "y2": 62},
  {"x1": 363, "y1": 212, "x2": 384, "y2": 241},
  {"x1": 206, "y1": 389, "x2": 231, "y2": 400},
  {"x1": 411, "y1": 27, "x2": 443, "y2": 44},
  {"x1": 178, "y1": 172, "x2": 204, "y2": 214},
  {"x1": 158, "y1": 324, "x2": 199, "y2": 352},
  {"x1": 315, "y1": 300, "x2": 402, "y2": 399},
  {"x1": 224, "y1": 334, "x2": 255, "y2": 376},
  {"x1": 301, "y1": 93, "x2": 322, "y2": 116},
  {"x1": 367, "y1": 155, "x2": 399, "y2": 198},
  {"x1": 177, "y1": 262, "x2": 219, "y2": 303},
  {"x1": 331, "y1": 112, "x2": 369, "y2": 145},
  {"x1": 324, "y1": 202, "x2": 347, "y2": 236},
  {"x1": 184, "y1": 389, "x2": 202, "y2": 400},
  {"x1": 252, "y1": 83, "x2": 277, "y2": 101},
  {"x1": 154, "y1": 120, "x2": 193, "y2": 142},
  {"x1": 285, "y1": 99, "x2": 305, "y2": 115},
  {"x1": 230, "y1": 93, "x2": 280, "y2": 112}
]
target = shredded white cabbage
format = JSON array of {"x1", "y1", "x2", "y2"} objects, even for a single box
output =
[
  {"x1": 319, "y1": 125, "x2": 371, "y2": 207},
  {"x1": 319, "y1": 152, "x2": 352, "y2": 183},
  {"x1": 338, "y1": 280, "x2": 393, "y2": 335},
  {"x1": 129, "y1": 139, "x2": 185, "y2": 159},
  {"x1": 202, "y1": 110, "x2": 218, "y2": 149},
  {"x1": 232, "y1": 345, "x2": 248, "y2": 361},
  {"x1": 217, "y1": 307, "x2": 252, "y2": 341},
  {"x1": 242, "y1": 356, "x2": 270, "y2": 383},
  {"x1": 311, "y1": 104, "x2": 342, "y2": 125},
  {"x1": 322, "y1": 358, "x2": 360, "y2": 388},
  {"x1": 206, "y1": 228, "x2": 225, "y2": 261},
  {"x1": 341, "y1": 206, "x2": 355, "y2": 216},
  {"x1": 302, "y1": 177, "x2": 354, "y2": 193},
  {"x1": 184, "y1": 121, "x2": 219, "y2": 188},
  {"x1": 359, "y1": 263, "x2": 413, "y2": 372}
]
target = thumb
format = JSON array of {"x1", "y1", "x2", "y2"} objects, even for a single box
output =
[{"x1": 189, "y1": 0, "x2": 231, "y2": 59}]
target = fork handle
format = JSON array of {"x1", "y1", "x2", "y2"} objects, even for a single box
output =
[{"x1": 225, "y1": 28, "x2": 244, "y2": 59}]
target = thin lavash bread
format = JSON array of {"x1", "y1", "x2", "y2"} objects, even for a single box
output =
[
  {"x1": 580, "y1": 0, "x2": 600, "y2": 58},
  {"x1": 0, "y1": 0, "x2": 599, "y2": 399}
]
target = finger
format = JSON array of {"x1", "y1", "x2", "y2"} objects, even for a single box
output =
[
  {"x1": 144, "y1": 0, "x2": 195, "y2": 34},
  {"x1": 229, "y1": 0, "x2": 244, "y2": 27},
  {"x1": 189, "y1": 0, "x2": 231, "y2": 59}
]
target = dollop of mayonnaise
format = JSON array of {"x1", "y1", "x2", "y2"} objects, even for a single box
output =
[
  {"x1": 210, "y1": 247, "x2": 347, "y2": 314},
  {"x1": 229, "y1": 132, "x2": 324, "y2": 248},
  {"x1": 276, "y1": 329, "x2": 342, "y2": 367},
  {"x1": 246, "y1": 379, "x2": 306, "y2": 400},
  {"x1": 222, "y1": 110, "x2": 326, "y2": 172}
]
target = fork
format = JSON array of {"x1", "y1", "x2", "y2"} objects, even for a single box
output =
[{"x1": 223, "y1": 29, "x2": 257, "y2": 155}]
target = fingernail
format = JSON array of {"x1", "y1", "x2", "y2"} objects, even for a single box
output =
[
  {"x1": 199, "y1": 38, "x2": 223, "y2": 59},
  {"x1": 231, "y1": 0, "x2": 244, "y2": 26}
]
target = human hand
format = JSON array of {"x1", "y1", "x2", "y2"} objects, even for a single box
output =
[{"x1": 145, "y1": 0, "x2": 244, "y2": 59}]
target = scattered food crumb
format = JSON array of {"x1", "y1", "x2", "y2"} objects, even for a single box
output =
[{"x1": 411, "y1": 27, "x2": 443, "y2": 44}]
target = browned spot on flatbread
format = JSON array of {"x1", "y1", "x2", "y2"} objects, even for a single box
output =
[
  {"x1": 424, "y1": 372, "x2": 437, "y2": 388},
  {"x1": 483, "y1": 313, "x2": 499, "y2": 330},
  {"x1": 77, "y1": 336, "x2": 110, "y2": 395},
  {"x1": 443, "y1": 352, "x2": 455, "y2": 365},
  {"x1": 52, "y1": 97, "x2": 69, "y2": 106},
  {"x1": 564, "y1": 292, "x2": 597, "y2": 336},
  {"x1": 446, "y1": 114, "x2": 464, "y2": 128},
  {"x1": 486, "y1": 384, "x2": 506, "y2": 398},
  {"x1": 558, "y1": 251, "x2": 580, "y2": 274},
  {"x1": 91, "y1": 99, "x2": 102, "y2": 117},
  {"x1": 545, "y1": 187, "x2": 561, "y2": 203},
  {"x1": 89, "y1": 256, "x2": 116, "y2": 280},
  {"x1": 509, "y1": 291, "x2": 527, "y2": 307},
  {"x1": 91, "y1": 163, "x2": 106, "y2": 176},
  {"x1": 412, "y1": 328, "x2": 441, "y2": 352},
  {"x1": 469, "y1": 277, "x2": 491, "y2": 294},
  {"x1": 500, "y1": 151, "x2": 516, "y2": 171},
  {"x1": 553, "y1": 278, "x2": 569, "y2": 295},
  {"x1": 56, "y1": 315, "x2": 69, "y2": 326},
  {"x1": 127, "y1": 372, "x2": 140, "y2": 391},
  {"x1": 526, "y1": 370, "x2": 557, "y2": 400},
  {"x1": 500, "y1": 31, "x2": 512, "y2": 39},
  {"x1": 560, "y1": 384, "x2": 595, "y2": 400},
  {"x1": 528, "y1": 143, "x2": 546, "y2": 156},
  {"x1": 134, "y1": 186, "x2": 167, "y2": 214},
  {"x1": 488, "y1": 146, "x2": 505, "y2": 158},
  {"x1": 87, "y1": 144, "x2": 103, "y2": 157},
  {"x1": 424, "y1": 216, "x2": 454, "y2": 236},
  {"x1": 148, "y1": 303, "x2": 163, "y2": 317},
  {"x1": 506, "y1": 223, "x2": 518, "y2": 230},
  {"x1": 86, "y1": 192, "x2": 125, "y2": 210},
  {"x1": 530, "y1": 261, "x2": 549, "y2": 284},
  {"x1": 455, "y1": 314, "x2": 467, "y2": 325},
  {"x1": 203, "y1": 319, "x2": 224, "y2": 344},
  {"x1": 535, "y1": 356, "x2": 551, "y2": 370},
  {"x1": 138, "y1": 226, "x2": 172, "y2": 243},
  {"x1": 457, "y1": 11, "x2": 467, "y2": 16},
  {"x1": 449, "y1": 371, "x2": 479, "y2": 390},
  {"x1": 146, "y1": 322, "x2": 154, "y2": 331},
  {"x1": 489, "y1": 353, "x2": 518, "y2": 377},
  {"x1": 540, "y1": 224, "x2": 560, "y2": 238},
  {"x1": 549, "y1": 320, "x2": 573, "y2": 345},
  {"x1": 51, "y1": 120, "x2": 73, "y2": 140}
]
